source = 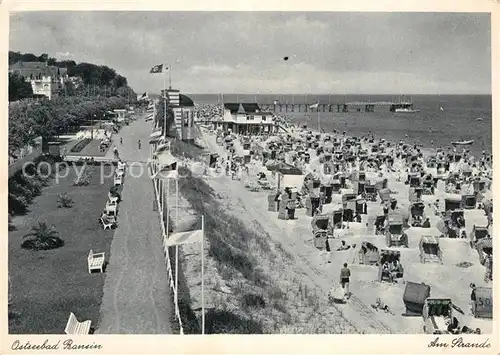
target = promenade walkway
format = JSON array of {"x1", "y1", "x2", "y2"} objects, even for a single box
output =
[{"x1": 96, "y1": 114, "x2": 174, "y2": 334}]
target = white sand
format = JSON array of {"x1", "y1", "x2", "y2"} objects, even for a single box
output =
[{"x1": 191, "y1": 126, "x2": 492, "y2": 334}]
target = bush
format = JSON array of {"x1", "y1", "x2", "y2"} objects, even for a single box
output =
[
  {"x1": 8, "y1": 155, "x2": 64, "y2": 215},
  {"x1": 70, "y1": 138, "x2": 92, "y2": 153},
  {"x1": 57, "y1": 193, "x2": 73, "y2": 208},
  {"x1": 73, "y1": 164, "x2": 96, "y2": 186},
  {"x1": 241, "y1": 293, "x2": 266, "y2": 310},
  {"x1": 25, "y1": 176, "x2": 44, "y2": 195},
  {"x1": 22, "y1": 221, "x2": 64, "y2": 251},
  {"x1": 8, "y1": 215, "x2": 16, "y2": 231},
  {"x1": 8, "y1": 192, "x2": 30, "y2": 215},
  {"x1": 204, "y1": 309, "x2": 263, "y2": 334}
]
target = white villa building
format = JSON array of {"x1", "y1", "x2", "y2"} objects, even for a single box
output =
[{"x1": 9, "y1": 61, "x2": 68, "y2": 100}]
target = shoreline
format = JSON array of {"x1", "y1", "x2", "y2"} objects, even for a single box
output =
[{"x1": 195, "y1": 102, "x2": 492, "y2": 160}]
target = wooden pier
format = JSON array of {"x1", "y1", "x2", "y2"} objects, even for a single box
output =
[{"x1": 258, "y1": 101, "x2": 415, "y2": 113}]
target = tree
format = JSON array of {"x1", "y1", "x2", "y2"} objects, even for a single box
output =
[
  {"x1": 113, "y1": 75, "x2": 127, "y2": 88},
  {"x1": 8, "y1": 73, "x2": 33, "y2": 102},
  {"x1": 22, "y1": 220, "x2": 64, "y2": 250},
  {"x1": 38, "y1": 53, "x2": 49, "y2": 62},
  {"x1": 154, "y1": 98, "x2": 175, "y2": 136}
]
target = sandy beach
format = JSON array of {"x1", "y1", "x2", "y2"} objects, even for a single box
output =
[{"x1": 173, "y1": 113, "x2": 493, "y2": 334}]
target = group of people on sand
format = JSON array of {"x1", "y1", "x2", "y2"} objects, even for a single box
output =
[
  {"x1": 195, "y1": 104, "x2": 224, "y2": 122},
  {"x1": 199, "y1": 104, "x2": 492, "y2": 330},
  {"x1": 381, "y1": 259, "x2": 404, "y2": 284}
]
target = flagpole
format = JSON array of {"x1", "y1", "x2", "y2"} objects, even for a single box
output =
[
  {"x1": 201, "y1": 214, "x2": 205, "y2": 335},
  {"x1": 166, "y1": 180, "x2": 169, "y2": 238},
  {"x1": 317, "y1": 107, "x2": 320, "y2": 132},
  {"x1": 163, "y1": 65, "x2": 167, "y2": 137},
  {"x1": 169, "y1": 63, "x2": 172, "y2": 89},
  {"x1": 175, "y1": 243, "x2": 179, "y2": 318},
  {"x1": 175, "y1": 177, "x2": 179, "y2": 316}
]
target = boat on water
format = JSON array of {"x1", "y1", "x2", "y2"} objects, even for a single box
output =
[
  {"x1": 395, "y1": 107, "x2": 421, "y2": 113},
  {"x1": 451, "y1": 140, "x2": 474, "y2": 146}
]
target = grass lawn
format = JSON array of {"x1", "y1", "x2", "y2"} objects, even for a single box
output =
[{"x1": 8, "y1": 164, "x2": 115, "y2": 334}]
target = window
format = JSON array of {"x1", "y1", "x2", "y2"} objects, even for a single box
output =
[
  {"x1": 262, "y1": 115, "x2": 266, "y2": 121},
  {"x1": 247, "y1": 115, "x2": 254, "y2": 120}
]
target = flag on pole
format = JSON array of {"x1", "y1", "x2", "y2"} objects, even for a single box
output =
[
  {"x1": 151, "y1": 151, "x2": 178, "y2": 179},
  {"x1": 150, "y1": 64, "x2": 164, "y2": 73},
  {"x1": 310, "y1": 102, "x2": 319, "y2": 109},
  {"x1": 165, "y1": 228, "x2": 203, "y2": 246},
  {"x1": 164, "y1": 214, "x2": 205, "y2": 334}
]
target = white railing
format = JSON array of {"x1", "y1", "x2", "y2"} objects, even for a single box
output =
[{"x1": 150, "y1": 129, "x2": 184, "y2": 335}]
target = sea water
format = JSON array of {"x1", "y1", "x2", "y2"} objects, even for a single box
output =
[{"x1": 190, "y1": 94, "x2": 492, "y2": 158}]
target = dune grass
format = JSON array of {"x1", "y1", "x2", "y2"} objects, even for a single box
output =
[{"x1": 167, "y1": 139, "x2": 361, "y2": 334}]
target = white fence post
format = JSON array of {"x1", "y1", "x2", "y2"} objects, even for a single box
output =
[{"x1": 151, "y1": 150, "x2": 184, "y2": 334}]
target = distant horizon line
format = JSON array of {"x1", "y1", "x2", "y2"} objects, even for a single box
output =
[{"x1": 147, "y1": 92, "x2": 492, "y2": 96}]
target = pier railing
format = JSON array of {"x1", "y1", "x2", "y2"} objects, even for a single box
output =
[{"x1": 257, "y1": 101, "x2": 414, "y2": 113}]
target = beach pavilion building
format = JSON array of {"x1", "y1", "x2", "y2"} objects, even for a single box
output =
[{"x1": 216, "y1": 103, "x2": 278, "y2": 135}]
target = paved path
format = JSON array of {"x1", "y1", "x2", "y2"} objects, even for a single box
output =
[{"x1": 97, "y1": 115, "x2": 174, "y2": 334}]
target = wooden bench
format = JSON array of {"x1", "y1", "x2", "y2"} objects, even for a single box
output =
[
  {"x1": 108, "y1": 192, "x2": 119, "y2": 204},
  {"x1": 105, "y1": 200, "x2": 118, "y2": 215},
  {"x1": 100, "y1": 217, "x2": 115, "y2": 230},
  {"x1": 114, "y1": 175, "x2": 123, "y2": 186},
  {"x1": 88, "y1": 250, "x2": 105, "y2": 273},
  {"x1": 65, "y1": 312, "x2": 91, "y2": 335}
]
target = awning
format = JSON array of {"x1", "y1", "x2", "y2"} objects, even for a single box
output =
[
  {"x1": 421, "y1": 236, "x2": 439, "y2": 244},
  {"x1": 445, "y1": 193, "x2": 462, "y2": 202},
  {"x1": 149, "y1": 136, "x2": 165, "y2": 144},
  {"x1": 154, "y1": 142, "x2": 170, "y2": 154},
  {"x1": 150, "y1": 131, "x2": 163, "y2": 139},
  {"x1": 149, "y1": 131, "x2": 164, "y2": 144},
  {"x1": 151, "y1": 168, "x2": 178, "y2": 180},
  {"x1": 477, "y1": 238, "x2": 493, "y2": 249},
  {"x1": 165, "y1": 229, "x2": 203, "y2": 246},
  {"x1": 158, "y1": 152, "x2": 177, "y2": 167}
]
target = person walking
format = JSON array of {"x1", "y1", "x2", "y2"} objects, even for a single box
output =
[
  {"x1": 469, "y1": 283, "x2": 477, "y2": 316},
  {"x1": 340, "y1": 262, "x2": 351, "y2": 299},
  {"x1": 484, "y1": 255, "x2": 492, "y2": 283},
  {"x1": 137, "y1": 140, "x2": 142, "y2": 149},
  {"x1": 120, "y1": 137, "x2": 123, "y2": 145}
]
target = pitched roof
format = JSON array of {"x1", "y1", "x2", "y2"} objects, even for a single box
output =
[
  {"x1": 9, "y1": 61, "x2": 68, "y2": 80},
  {"x1": 179, "y1": 94, "x2": 194, "y2": 107},
  {"x1": 224, "y1": 103, "x2": 241, "y2": 114},
  {"x1": 224, "y1": 102, "x2": 261, "y2": 114},
  {"x1": 242, "y1": 103, "x2": 260, "y2": 113}
]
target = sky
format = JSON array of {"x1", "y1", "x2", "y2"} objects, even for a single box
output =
[{"x1": 9, "y1": 11, "x2": 491, "y2": 95}]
